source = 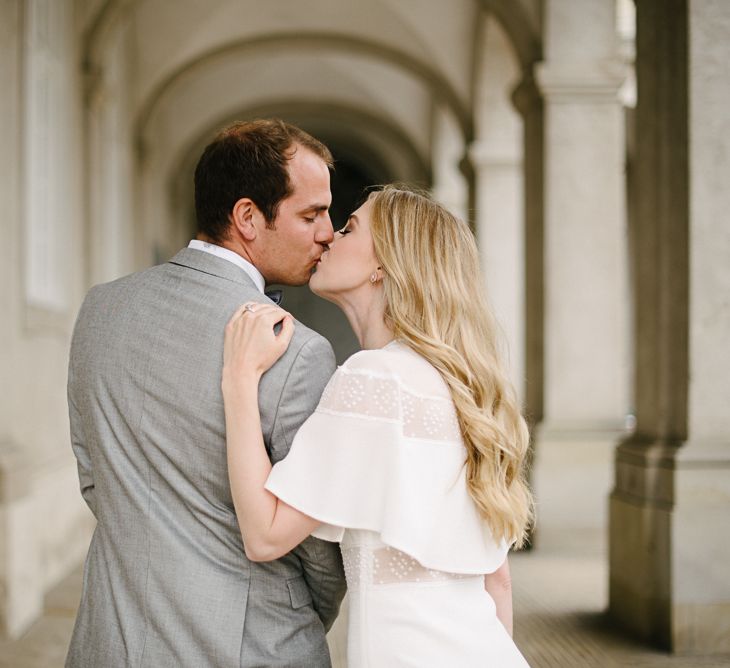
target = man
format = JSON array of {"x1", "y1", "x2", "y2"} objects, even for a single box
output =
[{"x1": 66, "y1": 119, "x2": 346, "y2": 667}]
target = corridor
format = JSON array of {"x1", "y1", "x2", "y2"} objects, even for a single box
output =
[{"x1": 2, "y1": 529, "x2": 726, "y2": 667}]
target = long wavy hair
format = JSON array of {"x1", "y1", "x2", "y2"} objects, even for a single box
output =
[{"x1": 368, "y1": 185, "x2": 534, "y2": 548}]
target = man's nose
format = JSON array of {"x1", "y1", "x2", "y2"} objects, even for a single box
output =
[{"x1": 316, "y1": 212, "x2": 335, "y2": 244}]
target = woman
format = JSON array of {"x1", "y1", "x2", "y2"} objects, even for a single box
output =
[{"x1": 222, "y1": 185, "x2": 533, "y2": 666}]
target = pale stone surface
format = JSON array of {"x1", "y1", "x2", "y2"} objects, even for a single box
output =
[
  {"x1": 538, "y1": 97, "x2": 628, "y2": 423},
  {"x1": 511, "y1": 72, "x2": 545, "y2": 434},
  {"x1": 0, "y1": 489, "x2": 41, "y2": 637},
  {"x1": 609, "y1": 0, "x2": 730, "y2": 654},
  {"x1": 127, "y1": 0, "x2": 478, "y2": 115},
  {"x1": 431, "y1": 105, "x2": 469, "y2": 223},
  {"x1": 537, "y1": 0, "x2": 629, "y2": 427},
  {"x1": 533, "y1": 0, "x2": 629, "y2": 543},
  {"x1": 544, "y1": 0, "x2": 616, "y2": 62},
  {"x1": 0, "y1": 447, "x2": 94, "y2": 639},
  {"x1": 472, "y1": 15, "x2": 526, "y2": 401},
  {"x1": 687, "y1": 0, "x2": 730, "y2": 440},
  {"x1": 86, "y1": 20, "x2": 136, "y2": 286},
  {"x1": 0, "y1": 0, "x2": 94, "y2": 639},
  {"x1": 532, "y1": 433, "x2": 616, "y2": 543}
]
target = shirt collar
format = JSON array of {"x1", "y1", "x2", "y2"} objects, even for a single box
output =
[{"x1": 187, "y1": 240, "x2": 265, "y2": 294}]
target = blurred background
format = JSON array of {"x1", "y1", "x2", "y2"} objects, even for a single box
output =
[{"x1": 1, "y1": 0, "x2": 728, "y2": 665}]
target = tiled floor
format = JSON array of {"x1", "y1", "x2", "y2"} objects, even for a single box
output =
[
  {"x1": 0, "y1": 567, "x2": 82, "y2": 668},
  {"x1": 2, "y1": 532, "x2": 728, "y2": 667},
  {"x1": 510, "y1": 532, "x2": 729, "y2": 668}
]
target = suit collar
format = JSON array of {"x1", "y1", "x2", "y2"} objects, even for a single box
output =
[{"x1": 168, "y1": 247, "x2": 260, "y2": 291}]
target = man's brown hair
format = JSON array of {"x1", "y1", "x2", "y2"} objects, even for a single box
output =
[{"x1": 194, "y1": 119, "x2": 333, "y2": 242}]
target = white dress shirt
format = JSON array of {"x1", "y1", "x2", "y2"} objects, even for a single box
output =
[{"x1": 187, "y1": 240, "x2": 265, "y2": 294}]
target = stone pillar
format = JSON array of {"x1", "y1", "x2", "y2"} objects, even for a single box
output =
[
  {"x1": 511, "y1": 73, "x2": 544, "y2": 437},
  {"x1": 0, "y1": 0, "x2": 94, "y2": 638},
  {"x1": 471, "y1": 15, "x2": 525, "y2": 402},
  {"x1": 0, "y1": 0, "x2": 43, "y2": 637},
  {"x1": 609, "y1": 0, "x2": 730, "y2": 653},
  {"x1": 85, "y1": 21, "x2": 135, "y2": 286},
  {"x1": 532, "y1": 0, "x2": 629, "y2": 542},
  {"x1": 470, "y1": 139, "x2": 524, "y2": 399},
  {"x1": 430, "y1": 105, "x2": 469, "y2": 223}
]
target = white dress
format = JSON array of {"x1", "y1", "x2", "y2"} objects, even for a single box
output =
[{"x1": 265, "y1": 340, "x2": 530, "y2": 667}]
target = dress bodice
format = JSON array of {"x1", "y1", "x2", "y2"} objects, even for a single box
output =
[{"x1": 340, "y1": 529, "x2": 479, "y2": 590}]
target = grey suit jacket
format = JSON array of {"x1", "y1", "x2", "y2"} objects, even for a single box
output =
[{"x1": 66, "y1": 248, "x2": 346, "y2": 668}]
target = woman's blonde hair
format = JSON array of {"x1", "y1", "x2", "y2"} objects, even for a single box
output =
[{"x1": 369, "y1": 185, "x2": 534, "y2": 548}]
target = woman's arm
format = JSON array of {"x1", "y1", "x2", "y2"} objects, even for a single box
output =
[
  {"x1": 484, "y1": 557, "x2": 514, "y2": 636},
  {"x1": 222, "y1": 303, "x2": 321, "y2": 562}
]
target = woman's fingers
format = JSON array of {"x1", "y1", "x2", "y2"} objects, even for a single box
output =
[
  {"x1": 278, "y1": 312, "x2": 295, "y2": 347},
  {"x1": 227, "y1": 303, "x2": 289, "y2": 328},
  {"x1": 223, "y1": 302, "x2": 294, "y2": 378}
]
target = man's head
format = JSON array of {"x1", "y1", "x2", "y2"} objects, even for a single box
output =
[{"x1": 194, "y1": 119, "x2": 335, "y2": 285}]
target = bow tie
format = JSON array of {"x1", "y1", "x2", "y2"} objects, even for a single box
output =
[{"x1": 265, "y1": 289, "x2": 283, "y2": 306}]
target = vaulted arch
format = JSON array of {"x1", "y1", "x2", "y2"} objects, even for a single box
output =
[{"x1": 133, "y1": 31, "x2": 473, "y2": 146}]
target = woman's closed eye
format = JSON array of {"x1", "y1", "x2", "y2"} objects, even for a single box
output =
[{"x1": 338, "y1": 227, "x2": 351, "y2": 235}]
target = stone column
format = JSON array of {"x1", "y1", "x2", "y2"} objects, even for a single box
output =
[
  {"x1": 470, "y1": 139, "x2": 524, "y2": 400},
  {"x1": 609, "y1": 0, "x2": 730, "y2": 653},
  {"x1": 0, "y1": 0, "x2": 94, "y2": 638},
  {"x1": 511, "y1": 73, "x2": 544, "y2": 438},
  {"x1": 532, "y1": 0, "x2": 630, "y2": 541},
  {"x1": 0, "y1": 0, "x2": 42, "y2": 637},
  {"x1": 85, "y1": 23, "x2": 135, "y2": 286},
  {"x1": 430, "y1": 105, "x2": 469, "y2": 223},
  {"x1": 471, "y1": 15, "x2": 525, "y2": 402}
]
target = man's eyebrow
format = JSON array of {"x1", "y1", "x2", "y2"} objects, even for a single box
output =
[{"x1": 298, "y1": 203, "x2": 330, "y2": 214}]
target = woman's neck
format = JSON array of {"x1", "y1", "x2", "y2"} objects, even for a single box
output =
[{"x1": 335, "y1": 293, "x2": 394, "y2": 350}]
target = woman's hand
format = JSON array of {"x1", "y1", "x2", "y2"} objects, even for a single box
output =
[
  {"x1": 485, "y1": 558, "x2": 514, "y2": 636},
  {"x1": 223, "y1": 302, "x2": 295, "y2": 390}
]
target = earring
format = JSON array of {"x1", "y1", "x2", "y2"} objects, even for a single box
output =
[{"x1": 370, "y1": 272, "x2": 378, "y2": 283}]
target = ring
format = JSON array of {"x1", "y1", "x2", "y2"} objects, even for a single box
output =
[{"x1": 243, "y1": 303, "x2": 256, "y2": 313}]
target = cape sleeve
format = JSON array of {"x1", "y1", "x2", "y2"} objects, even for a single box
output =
[{"x1": 264, "y1": 353, "x2": 509, "y2": 574}]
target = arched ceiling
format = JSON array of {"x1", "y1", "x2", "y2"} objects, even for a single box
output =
[
  {"x1": 133, "y1": 31, "x2": 472, "y2": 144},
  {"x1": 78, "y1": 0, "x2": 541, "y2": 199},
  {"x1": 79, "y1": 0, "x2": 542, "y2": 136},
  {"x1": 139, "y1": 48, "x2": 434, "y2": 163},
  {"x1": 127, "y1": 0, "x2": 477, "y2": 110}
]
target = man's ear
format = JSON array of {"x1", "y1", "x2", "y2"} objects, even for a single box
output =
[{"x1": 230, "y1": 198, "x2": 259, "y2": 241}]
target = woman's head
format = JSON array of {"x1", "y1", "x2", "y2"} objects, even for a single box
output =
[
  {"x1": 316, "y1": 184, "x2": 534, "y2": 547},
  {"x1": 308, "y1": 194, "x2": 383, "y2": 301}
]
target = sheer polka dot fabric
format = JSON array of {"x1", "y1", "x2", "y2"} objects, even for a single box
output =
[{"x1": 318, "y1": 368, "x2": 462, "y2": 443}]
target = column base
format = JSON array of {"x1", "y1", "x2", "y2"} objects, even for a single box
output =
[
  {"x1": 609, "y1": 437, "x2": 730, "y2": 654},
  {"x1": 0, "y1": 441, "x2": 94, "y2": 638},
  {"x1": 532, "y1": 422, "x2": 624, "y2": 550}
]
